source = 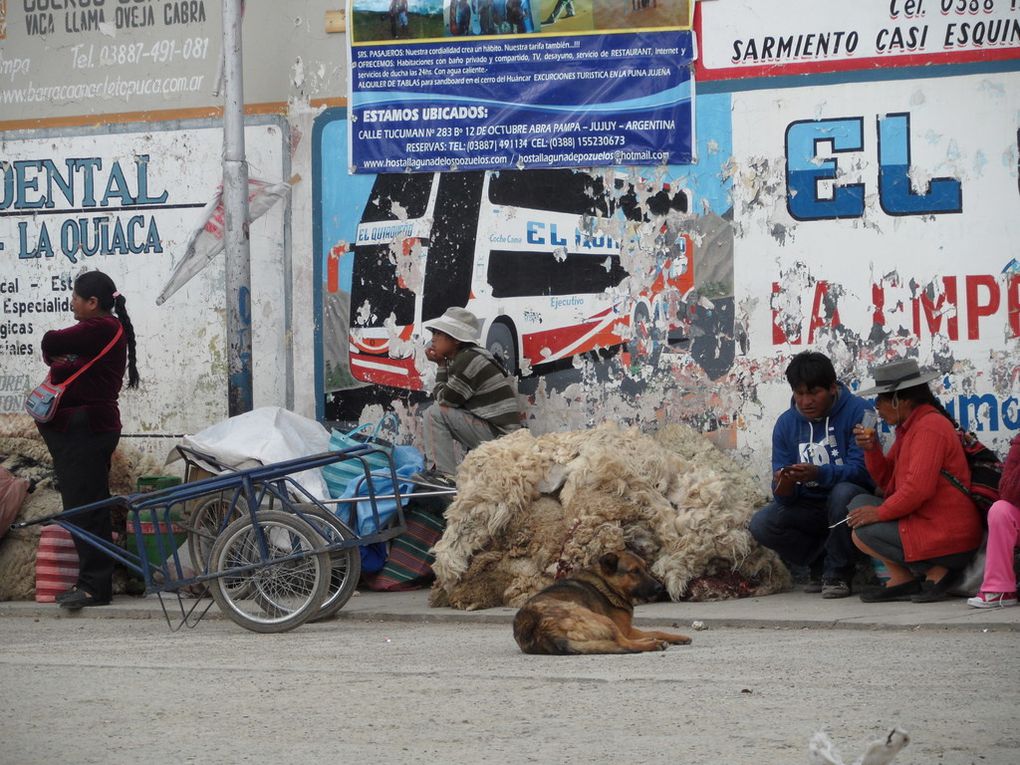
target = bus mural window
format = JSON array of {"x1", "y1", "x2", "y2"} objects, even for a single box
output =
[
  {"x1": 487, "y1": 251, "x2": 627, "y2": 298},
  {"x1": 488, "y1": 169, "x2": 612, "y2": 217},
  {"x1": 361, "y1": 173, "x2": 433, "y2": 222},
  {"x1": 349, "y1": 243, "x2": 416, "y2": 327}
]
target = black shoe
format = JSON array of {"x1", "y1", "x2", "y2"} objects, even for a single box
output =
[
  {"x1": 54, "y1": 587, "x2": 81, "y2": 604},
  {"x1": 859, "y1": 579, "x2": 921, "y2": 602},
  {"x1": 59, "y1": 589, "x2": 111, "y2": 610},
  {"x1": 910, "y1": 573, "x2": 958, "y2": 603},
  {"x1": 803, "y1": 575, "x2": 823, "y2": 594}
]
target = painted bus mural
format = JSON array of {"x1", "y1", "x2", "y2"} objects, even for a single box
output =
[{"x1": 343, "y1": 168, "x2": 694, "y2": 390}]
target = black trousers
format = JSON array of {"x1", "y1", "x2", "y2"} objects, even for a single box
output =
[{"x1": 38, "y1": 410, "x2": 120, "y2": 600}]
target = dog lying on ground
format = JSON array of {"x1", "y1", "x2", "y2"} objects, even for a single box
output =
[{"x1": 512, "y1": 550, "x2": 692, "y2": 654}]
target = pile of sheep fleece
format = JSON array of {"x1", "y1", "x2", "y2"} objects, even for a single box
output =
[
  {"x1": 429, "y1": 423, "x2": 791, "y2": 611},
  {"x1": 0, "y1": 415, "x2": 160, "y2": 601}
]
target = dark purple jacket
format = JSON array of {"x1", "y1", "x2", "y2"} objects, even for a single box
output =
[{"x1": 40, "y1": 316, "x2": 127, "y2": 433}]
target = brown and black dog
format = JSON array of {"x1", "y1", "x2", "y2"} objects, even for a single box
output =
[{"x1": 512, "y1": 550, "x2": 692, "y2": 654}]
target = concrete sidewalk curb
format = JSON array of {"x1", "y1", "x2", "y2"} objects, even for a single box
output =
[{"x1": 2, "y1": 588, "x2": 1017, "y2": 633}]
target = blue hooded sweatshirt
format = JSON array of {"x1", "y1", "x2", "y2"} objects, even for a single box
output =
[{"x1": 771, "y1": 382, "x2": 874, "y2": 505}]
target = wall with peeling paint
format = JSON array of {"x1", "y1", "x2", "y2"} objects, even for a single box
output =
[
  {"x1": 0, "y1": 121, "x2": 289, "y2": 447},
  {"x1": 731, "y1": 71, "x2": 1020, "y2": 476},
  {"x1": 313, "y1": 66, "x2": 1020, "y2": 483},
  {"x1": 2, "y1": 1, "x2": 1017, "y2": 487}
]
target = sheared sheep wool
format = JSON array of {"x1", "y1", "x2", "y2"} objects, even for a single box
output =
[
  {"x1": 429, "y1": 422, "x2": 791, "y2": 610},
  {"x1": 0, "y1": 414, "x2": 161, "y2": 601}
]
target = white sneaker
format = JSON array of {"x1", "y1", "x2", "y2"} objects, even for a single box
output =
[{"x1": 967, "y1": 591, "x2": 1018, "y2": 608}]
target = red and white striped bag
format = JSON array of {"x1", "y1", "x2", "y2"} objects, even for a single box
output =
[{"x1": 35, "y1": 525, "x2": 79, "y2": 603}]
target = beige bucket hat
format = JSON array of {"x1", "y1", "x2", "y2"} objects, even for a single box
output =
[{"x1": 423, "y1": 306, "x2": 482, "y2": 344}]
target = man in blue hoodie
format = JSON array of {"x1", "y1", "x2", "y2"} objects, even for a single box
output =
[{"x1": 749, "y1": 352, "x2": 875, "y2": 598}]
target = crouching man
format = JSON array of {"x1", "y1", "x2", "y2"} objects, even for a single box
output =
[
  {"x1": 419, "y1": 307, "x2": 524, "y2": 485},
  {"x1": 749, "y1": 351, "x2": 875, "y2": 598}
]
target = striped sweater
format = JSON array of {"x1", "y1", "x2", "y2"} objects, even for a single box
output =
[{"x1": 432, "y1": 345, "x2": 523, "y2": 433}]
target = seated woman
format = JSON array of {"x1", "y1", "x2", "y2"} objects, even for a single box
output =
[
  {"x1": 846, "y1": 359, "x2": 983, "y2": 603},
  {"x1": 968, "y1": 434, "x2": 1020, "y2": 608}
]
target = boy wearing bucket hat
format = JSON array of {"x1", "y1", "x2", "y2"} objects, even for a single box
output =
[
  {"x1": 418, "y1": 307, "x2": 523, "y2": 484},
  {"x1": 749, "y1": 352, "x2": 875, "y2": 599},
  {"x1": 846, "y1": 358, "x2": 983, "y2": 603}
]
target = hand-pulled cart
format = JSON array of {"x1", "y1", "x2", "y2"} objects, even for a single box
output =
[{"x1": 14, "y1": 442, "x2": 451, "y2": 633}]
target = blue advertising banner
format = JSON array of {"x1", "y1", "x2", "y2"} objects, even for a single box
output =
[{"x1": 347, "y1": 1, "x2": 696, "y2": 173}]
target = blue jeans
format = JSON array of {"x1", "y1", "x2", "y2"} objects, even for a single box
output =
[{"x1": 749, "y1": 482, "x2": 870, "y2": 580}]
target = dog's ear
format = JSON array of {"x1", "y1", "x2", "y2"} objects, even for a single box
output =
[{"x1": 598, "y1": 552, "x2": 619, "y2": 573}]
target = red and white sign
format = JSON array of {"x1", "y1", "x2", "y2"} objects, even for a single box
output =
[{"x1": 696, "y1": 0, "x2": 1020, "y2": 81}]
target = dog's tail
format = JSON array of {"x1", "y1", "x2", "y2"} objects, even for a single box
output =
[{"x1": 512, "y1": 607, "x2": 570, "y2": 655}]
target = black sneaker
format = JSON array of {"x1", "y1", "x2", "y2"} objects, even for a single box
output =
[
  {"x1": 821, "y1": 578, "x2": 851, "y2": 599},
  {"x1": 803, "y1": 575, "x2": 823, "y2": 593}
]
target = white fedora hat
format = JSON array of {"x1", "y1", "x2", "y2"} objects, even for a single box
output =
[{"x1": 423, "y1": 306, "x2": 482, "y2": 344}]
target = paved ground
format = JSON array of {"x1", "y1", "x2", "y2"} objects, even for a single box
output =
[{"x1": 1, "y1": 589, "x2": 1017, "y2": 764}]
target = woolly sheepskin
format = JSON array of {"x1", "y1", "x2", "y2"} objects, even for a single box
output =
[
  {"x1": 429, "y1": 422, "x2": 790, "y2": 611},
  {"x1": 0, "y1": 414, "x2": 162, "y2": 601}
]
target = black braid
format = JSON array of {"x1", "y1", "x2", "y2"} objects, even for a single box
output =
[
  {"x1": 113, "y1": 294, "x2": 140, "y2": 388},
  {"x1": 887, "y1": 383, "x2": 958, "y2": 428}
]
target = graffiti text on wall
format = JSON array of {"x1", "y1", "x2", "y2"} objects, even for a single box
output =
[
  {"x1": 785, "y1": 113, "x2": 963, "y2": 221},
  {"x1": 773, "y1": 273, "x2": 1020, "y2": 345},
  {"x1": 23, "y1": 0, "x2": 207, "y2": 36},
  {"x1": 0, "y1": 155, "x2": 175, "y2": 262}
]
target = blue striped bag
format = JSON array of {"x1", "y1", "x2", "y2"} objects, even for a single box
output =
[{"x1": 321, "y1": 414, "x2": 399, "y2": 499}]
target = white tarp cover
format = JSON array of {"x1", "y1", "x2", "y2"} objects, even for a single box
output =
[{"x1": 171, "y1": 406, "x2": 332, "y2": 500}]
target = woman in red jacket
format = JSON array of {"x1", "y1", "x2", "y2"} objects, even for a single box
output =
[
  {"x1": 968, "y1": 435, "x2": 1020, "y2": 608},
  {"x1": 846, "y1": 359, "x2": 983, "y2": 603}
]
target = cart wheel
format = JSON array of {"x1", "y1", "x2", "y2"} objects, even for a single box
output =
[
  {"x1": 186, "y1": 493, "x2": 243, "y2": 575},
  {"x1": 207, "y1": 510, "x2": 331, "y2": 633},
  {"x1": 292, "y1": 505, "x2": 362, "y2": 622}
]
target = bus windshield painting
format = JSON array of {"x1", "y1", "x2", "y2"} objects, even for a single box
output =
[
  {"x1": 350, "y1": 242, "x2": 415, "y2": 328},
  {"x1": 346, "y1": 168, "x2": 696, "y2": 391}
]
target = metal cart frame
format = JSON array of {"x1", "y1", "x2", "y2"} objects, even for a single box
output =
[{"x1": 15, "y1": 442, "x2": 449, "y2": 633}]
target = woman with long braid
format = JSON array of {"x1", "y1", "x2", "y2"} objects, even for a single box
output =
[
  {"x1": 846, "y1": 359, "x2": 982, "y2": 604},
  {"x1": 36, "y1": 271, "x2": 140, "y2": 610}
]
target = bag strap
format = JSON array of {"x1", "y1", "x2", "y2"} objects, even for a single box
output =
[
  {"x1": 56, "y1": 323, "x2": 124, "y2": 388},
  {"x1": 940, "y1": 468, "x2": 973, "y2": 500}
]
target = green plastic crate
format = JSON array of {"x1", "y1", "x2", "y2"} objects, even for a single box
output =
[
  {"x1": 136, "y1": 475, "x2": 182, "y2": 493},
  {"x1": 129, "y1": 474, "x2": 185, "y2": 567}
]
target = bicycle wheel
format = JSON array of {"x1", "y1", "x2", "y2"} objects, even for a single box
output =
[
  {"x1": 186, "y1": 493, "x2": 243, "y2": 574},
  {"x1": 207, "y1": 510, "x2": 330, "y2": 633},
  {"x1": 293, "y1": 505, "x2": 362, "y2": 622}
]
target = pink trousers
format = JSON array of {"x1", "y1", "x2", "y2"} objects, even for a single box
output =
[{"x1": 981, "y1": 499, "x2": 1020, "y2": 594}]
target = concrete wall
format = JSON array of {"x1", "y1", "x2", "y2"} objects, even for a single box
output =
[{"x1": 2, "y1": 0, "x2": 1017, "y2": 480}]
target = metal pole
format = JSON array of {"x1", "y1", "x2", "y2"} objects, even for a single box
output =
[{"x1": 221, "y1": 0, "x2": 253, "y2": 415}]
